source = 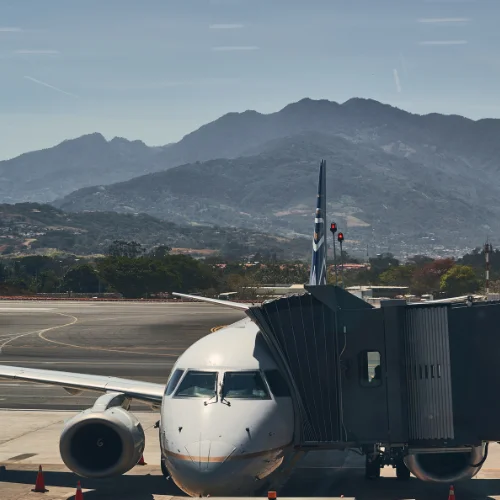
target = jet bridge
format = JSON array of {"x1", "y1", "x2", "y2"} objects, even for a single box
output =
[{"x1": 247, "y1": 285, "x2": 500, "y2": 450}]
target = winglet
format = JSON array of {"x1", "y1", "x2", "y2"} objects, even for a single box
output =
[{"x1": 172, "y1": 292, "x2": 250, "y2": 311}]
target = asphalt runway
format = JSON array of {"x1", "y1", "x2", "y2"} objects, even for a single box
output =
[{"x1": 0, "y1": 301, "x2": 245, "y2": 410}]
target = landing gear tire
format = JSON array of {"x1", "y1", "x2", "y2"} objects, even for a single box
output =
[
  {"x1": 161, "y1": 457, "x2": 169, "y2": 479},
  {"x1": 365, "y1": 455, "x2": 381, "y2": 480},
  {"x1": 396, "y1": 460, "x2": 410, "y2": 481}
]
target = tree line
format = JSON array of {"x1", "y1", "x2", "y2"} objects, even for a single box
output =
[
  {"x1": 0, "y1": 241, "x2": 495, "y2": 299},
  {"x1": 343, "y1": 252, "x2": 485, "y2": 297}
]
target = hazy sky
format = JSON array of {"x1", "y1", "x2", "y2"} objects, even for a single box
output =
[{"x1": 1, "y1": 0, "x2": 499, "y2": 160}]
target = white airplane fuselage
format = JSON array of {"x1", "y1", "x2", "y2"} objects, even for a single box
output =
[{"x1": 159, "y1": 317, "x2": 296, "y2": 496}]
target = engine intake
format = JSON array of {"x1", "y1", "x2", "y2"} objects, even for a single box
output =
[
  {"x1": 60, "y1": 393, "x2": 145, "y2": 478},
  {"x1": 404, "y1": 445, "x2": 485, "y2": 483}
]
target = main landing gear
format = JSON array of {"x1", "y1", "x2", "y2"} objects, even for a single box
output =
[{"x1": 364, "y1": 446, "x2": 410, "y2": 481}]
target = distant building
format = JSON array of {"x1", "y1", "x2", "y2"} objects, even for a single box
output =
[
  {"x1": 243, "y1": 284, "x2": 306, "y2": 298},
  {"x1": 218, "y1": 291, "x2": 238, "y2": 300},
  {"x1": 346, "y1": 285, "x2": 410, "y2": 300}
]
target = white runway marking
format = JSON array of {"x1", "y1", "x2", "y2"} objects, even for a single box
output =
[
  {"x1": 0, "y1": 360, "x2": 170, "y2": 366},
  {"x1": 38, "y1": 313, "x2": 180, "y2": 357},
  {"x1": 0, "y1": 383, "x2": 54, "y2": 387},
  {"x1": 0, "y1": 308, "x2": 54, "y2": 312},
  {"x1": 0, "y1": 313, "x2": 78, "y2": 354},
  {"x1": 0, "y1": 394, "x2": 95, "y2": 399}
]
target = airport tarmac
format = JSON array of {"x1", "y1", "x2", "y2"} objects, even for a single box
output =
[
  {"x1": 2, "y1": 410, "x2": 500, "y2": 499},
  {"x1": 0, "y1": 300, "x2": 245, "y2": 410},
  {"x1": 2, "y1": 300, "x2": 500, "y2": 499}
]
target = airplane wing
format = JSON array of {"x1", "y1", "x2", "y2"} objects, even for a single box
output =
[
  {"x1": 0, "y1": 365, "x2": 164, "y2": 404},
  {"x1": 172, "y1": 292, "x2": 252, "y2": 311}
]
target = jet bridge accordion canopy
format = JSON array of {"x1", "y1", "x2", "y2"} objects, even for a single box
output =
[
  {"x1": 247, "y1": 286, "x2": 500, "y2": 448},
  {"x1": 247, "y1": 285, "x2": 376, "y2": 445}
]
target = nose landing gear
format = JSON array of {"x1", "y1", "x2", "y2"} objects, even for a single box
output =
[
  {"x1": 161, "y1": 457, "x2": 169, "y2": 479},
  {"x1": 365, "y1": 453, "x2": 381, "y2": 480}
]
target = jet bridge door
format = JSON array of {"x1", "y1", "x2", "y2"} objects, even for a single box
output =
[{"x1": 339, "y1": 308, "x2": 390, "y2": 444}]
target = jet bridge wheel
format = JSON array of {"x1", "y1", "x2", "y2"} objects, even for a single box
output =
[{"x1": 365, "y1": 454, "x2": 381, "y2": 480}]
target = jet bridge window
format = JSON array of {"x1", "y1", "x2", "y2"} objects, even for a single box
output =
[
  {"x1": 174, "y1": 371, "x2": 217, "y2": 398},
  {"x1": 222, "y1": 371, "x2": 271, "y2": 400},
  {"x1": 359, "y1": 351, "x2": 382, "y2": 388}
]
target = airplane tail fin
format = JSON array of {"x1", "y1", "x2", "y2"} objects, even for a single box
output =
[{"x1": 308, "y1": 159, "x2": 327, "y2": 286}]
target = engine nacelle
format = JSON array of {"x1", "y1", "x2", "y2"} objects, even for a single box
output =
[
  {"x1": 59, "y1": 393, "x2": 145, "y2": 478},
  {"x1": 404, "y1": 445, "x2": 485, "y2": 483}
]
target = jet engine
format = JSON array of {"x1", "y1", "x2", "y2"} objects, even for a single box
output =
[
  {"x1": 404, "y1": 445, "x2": 486, "y2": 483},
  {"x1": 59, "y1": 392, "x2": 145, "y2": 478}
]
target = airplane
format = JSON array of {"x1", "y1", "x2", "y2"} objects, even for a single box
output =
[{"x1": 0, "y1": 159, "x2": 490, "y2": 496}]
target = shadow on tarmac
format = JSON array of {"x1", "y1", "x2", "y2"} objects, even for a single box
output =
[
  {"x1": 279, "y1": 467, "x2": 500, "y2": 500},
  {"x1": 0, "y1": 467, "x2": 187, "y2": 499},
  {"x1": 330, "y1": 477, "x2": 500, "y2": 500},
  {"x1": 3, "y1": 466, "x2": 500, "y2": 499}
]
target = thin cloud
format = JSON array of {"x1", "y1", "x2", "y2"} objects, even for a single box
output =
[
  {"x1": 211, "y1": 46, "x2": 259, "y2": 51},
  {"x1": 418, "y1": 40, "x2": 468, "y2": 45},
  {"x1": 0, "y1": 27, "x2": 22, "y2": 32},
  {"x1": 23, "y1": 76, "x2": 79, "y2": 98},
  {"x1": 418, "y1": 17, "x2": 470, "y2": 23},
  {"x1": 209, "y1": 0, "x2": 243, "y2": 4},
  {"x1": 393, "y1": 69, "x2": 402, "y2": 93},
  {"x1": 92, "y1": 77, "x2": 240, "y2": 91},
  {"x1": 15, "y1": 49, "x2": 60, "y2": 55},
  {"x1": 209, "y1": 23, "x2": 244, "y2": 29},
  {"x1": 423, "y1": 0, "x2": 475, "y2": 3}
]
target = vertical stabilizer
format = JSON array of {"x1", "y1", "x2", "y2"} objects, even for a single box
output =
[{"x1": 309, "y1": 159, "x2": 327, "y2": 285}]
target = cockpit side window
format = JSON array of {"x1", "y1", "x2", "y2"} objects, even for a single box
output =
[
  {"x1": 264, "y1": 369, "x2": 291, "y2": 397},
  {"x1": 174, "y1": 371, "x2": 217, "y2": 398},
  {"x1": 222, "y1": 371, "x2": 271, "y2": 400},
  {"x1": 165, "y1": 369, "x2": 184, "y2": 396}
]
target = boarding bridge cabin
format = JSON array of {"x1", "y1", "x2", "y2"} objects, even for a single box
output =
[{"x1": 247, "y1": 284, "x2": 500, "y2": 482}]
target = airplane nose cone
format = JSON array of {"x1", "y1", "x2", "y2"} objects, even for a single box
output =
[
  {"x1": 183, "y1": 439, "x2": 236, "y2": 471},
  {"x1": 169, "y1": 440, "x2": 242, "y2": 496}
]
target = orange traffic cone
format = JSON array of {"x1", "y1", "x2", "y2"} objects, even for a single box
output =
[
  {"x1": 75, "y1": 480, "x2": 84, "y2": 500},
  {"x1": 268, "y1": 491, "x2": 277, "y2": 499},
  {"x1": 32, "y1": 465, "x2": 46, "y2": 493},
  {"x1": 448, "y1": 485, "x2": 455, "y2": 499}
]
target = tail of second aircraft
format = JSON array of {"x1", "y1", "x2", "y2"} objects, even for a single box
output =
[{"x1": 309, "y1": 159, "x2": 327, "y2": 286}]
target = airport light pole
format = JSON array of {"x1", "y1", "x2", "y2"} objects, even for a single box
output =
[
  {"x1": 338, "y1": 232, "x2": 345, "y2": 288},
  {"x1": 485, "y1": 242, "x2": 493, "y2": 295},
  {"x1": 330, "y1": 222, "x2": 338, "y2": 285}
]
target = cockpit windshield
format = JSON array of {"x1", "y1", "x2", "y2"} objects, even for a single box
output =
[
  {"x1": 174, "y1": 371, "x2": 217, "y2": 398},
  {"x1": 222, "y1": 371, "x2": 270, "y2": 400}
]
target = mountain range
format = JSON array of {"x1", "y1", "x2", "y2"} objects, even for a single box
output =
[
  {"x1": 0, "y1": 203, "x2": 308, "y2": 259},
  {"x1": 3, "y1": 97, "x2": 500, "y2": 256}
]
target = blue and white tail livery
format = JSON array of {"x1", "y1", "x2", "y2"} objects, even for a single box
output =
[{"x1": 308, "y1": 159, "x2": 327, "y2": 286}]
